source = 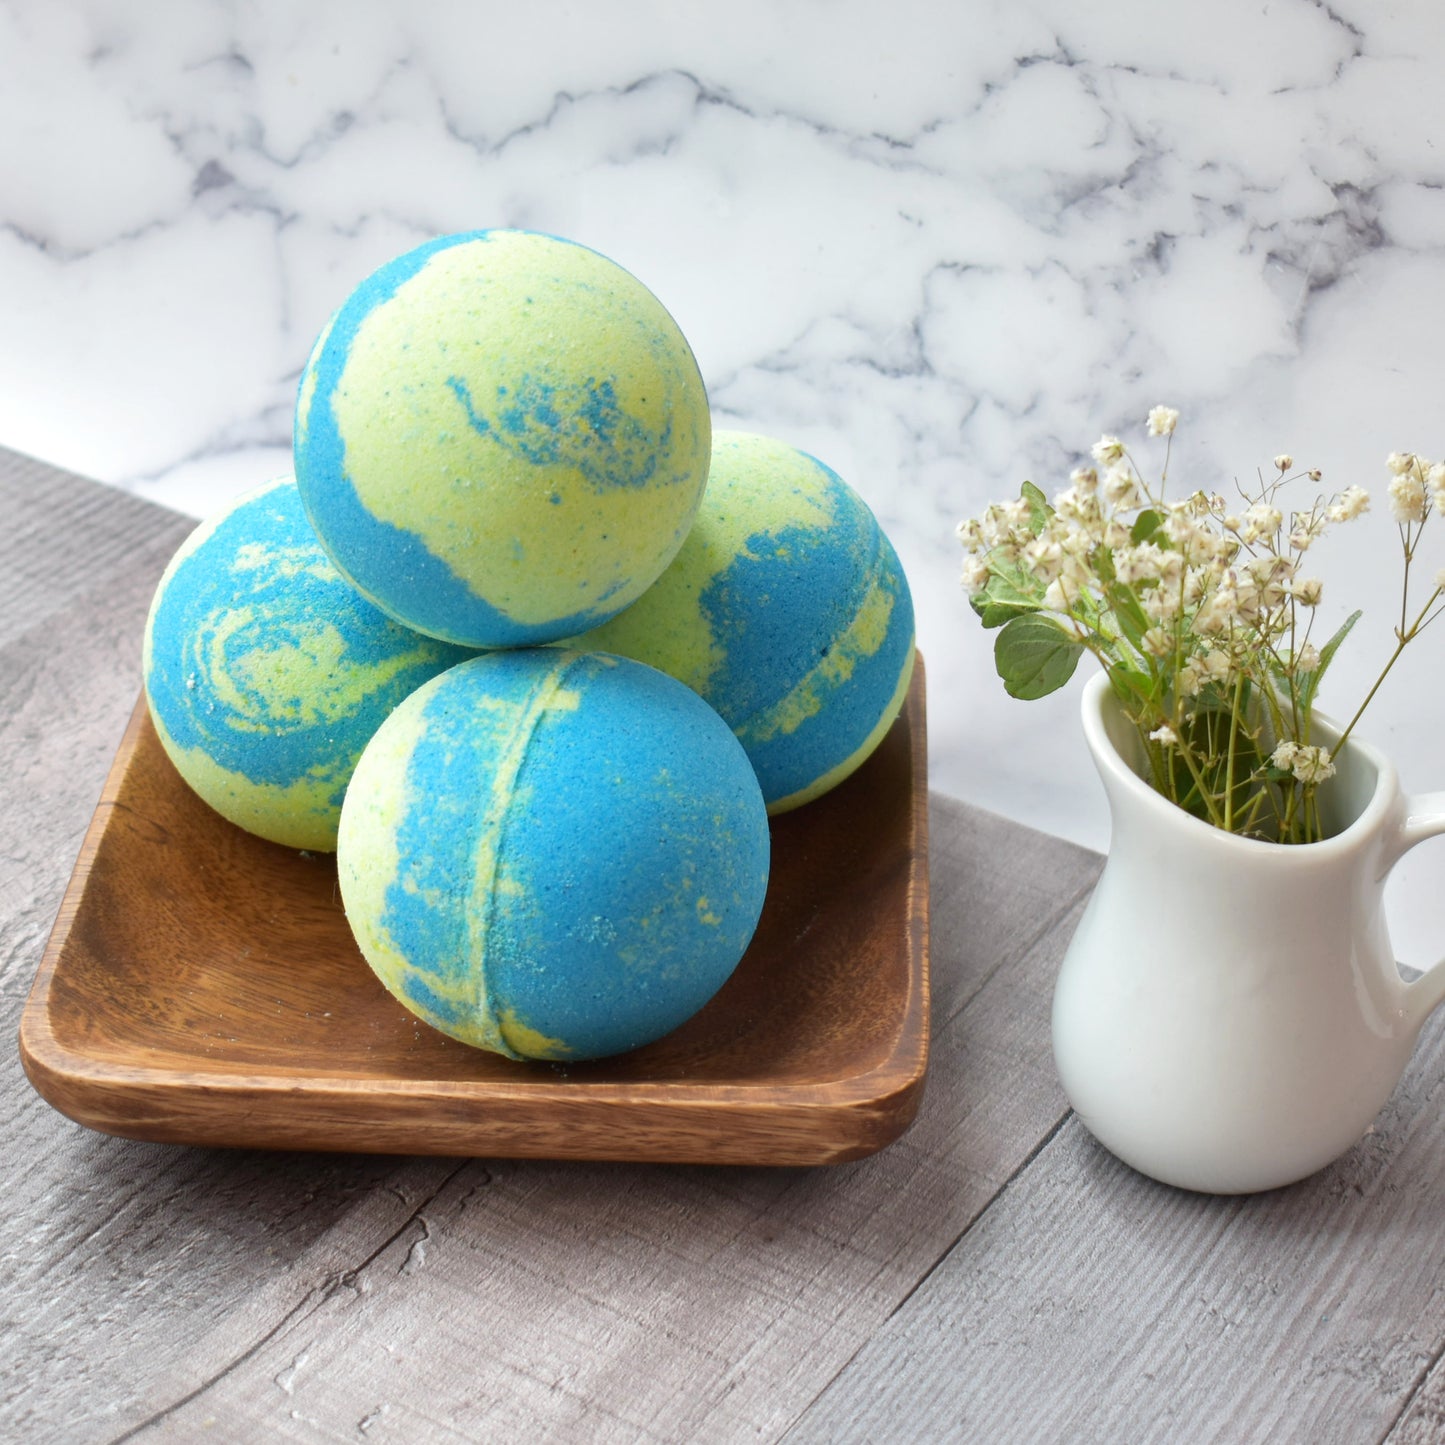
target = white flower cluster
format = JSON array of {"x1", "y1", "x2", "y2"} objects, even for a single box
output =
[
  {"x1": 1384, "y1": 451, "x2": 1445, "y2": 525},
  {"x1": 957, "y1": 415, "x2": 1440, "y2": 843},
  {"x1": 1270, "y1": 739, "x2": 1336, "y2": 785},
  {"x1": 957, "y1": 409, "x2": 1369, "y2": 700}
]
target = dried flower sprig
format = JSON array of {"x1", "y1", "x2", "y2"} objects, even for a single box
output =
[{"x1": 957, "y1": 413, "x2": 1445, "y2": 844}]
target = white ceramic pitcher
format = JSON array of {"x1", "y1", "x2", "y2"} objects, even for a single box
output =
[{"x1": 1053, "y1": 670, "x2": 1445, "y2": 1194}]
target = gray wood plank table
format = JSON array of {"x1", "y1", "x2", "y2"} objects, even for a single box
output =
[{"x1": 3, "y1": 445, "x2": 1443, "y2": 1445}]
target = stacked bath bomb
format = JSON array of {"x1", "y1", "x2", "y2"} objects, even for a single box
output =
[
  {"x1": 573, "y1": 429, "x2": 915, "y2": 813},
  {"x1": 143, "y1": 228, "x2": 914, "y2": 1063}
]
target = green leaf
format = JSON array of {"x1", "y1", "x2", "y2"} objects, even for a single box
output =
[
  {"x1": 994, "y1": 614, "x2": 1084, "y2": 700},
  {"x1": 1020, "y1": 480, "x2": 1051, "y2": 537},
  {"x1": 1105, "y1": 664, "x2": 1154, "y2": 707},
  {"x1": 1104, "y1": 583, "x2": 1151, "y2": 652},
  {"x1": 1130, "y1": 509, "x2": 1163, "y2": 544},
  {"x1": 1300, "y1": 609, "x2": 1362, "y2": 714},
  {"x1": 970, "y1": 557, "x2": 1046, "y2": 629}
]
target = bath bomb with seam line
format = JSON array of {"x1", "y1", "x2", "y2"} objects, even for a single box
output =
[
  {"x1": 569, "y1": 429, "x2": 916, "y2": 812},
  {"x1": 337, "y1": 648, "x2": 771, "y2": 1062},
  {"x1": 294, "y1": 228, "x2": 712, "y2": 648},
  {"x1": 143, "y1": 477, "x2": 474, "y2": 851}
]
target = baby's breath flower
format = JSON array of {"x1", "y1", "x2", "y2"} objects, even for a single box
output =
[
  {"x1": 1042, "y1": 577, "x2": 1075, "y2": 613},
  {"x1": 960, "y1": 556, "x2": 990, "y2": 595},
  {"x1": 1290, "y1": 745, "x2": 1336, "y2": 785},
  {"x1": 1243, "y1": 502, "x2": 1283, "y2": 539},
  {"x1": 1143, "y1": 587, "x2": 1186, "y2": 623},
  {"x1": 1289, "y1": 513, "x2": 1326, "y2": 551},
  {"x1": 1429, "y1": 464, "x2": 1445, "y2": 511},
  {"x1": 1102, "y1": 465, "x2": 1140, "y2": 509},
  {"x1": 1199, "y1": 648, "x2": 1231, "y2": 681},
  {"x1": 1326, "y1": 485, "x2": 1369, "y2": 522},
  {"x1": 1248, "y1": 557, "x2": 1295, "y2": 606},
  {"x1": 1053, "y1": 486, "x2": 1100, "y2": 524},
  {"x1": 957, "y1": 518, "x2": 987, "y2": 552},
  {"x1": 1023, "y1": 537, "x2": 1065, "y2": 583},
  {"x1": 1146, "y1": 405, "x2": 1180, "y2": 437},
  {"x1": 1177, "y1": 659, "x2": 1206, "y2": 696},
  {"x1": 1307, "y1": 469, "x2": 1322, "y2": 482},
  {"x1": 1191, "y1": 587, "x2": 1238, "y2": 636},
  {"x1": 1114, "y1": 544, "x2": 1163, "y2": 585},
  {"x1": 958, "y1": 421, "x2": 1435, "y2": 845},
  {"x1": 1388, "y1": 471, "x2": 1427, "y2": 525},
  {"x1": 1142, "y1": 627, "x2": 1173, "y2": 658},
  {"x1": 1270, "y1": 740, "x2": 1300, "y2": 771},
  {"x1": 1163, "y1": 510, "x2": 1201, "y2": 548},
  {"x1": 1183, "y1": 566, "x2": 1211, "y2": 606},
  {"x1": 1092, "y1": 435, "x2": 1126, "y2": 466},
  {"x1": 977, "y1": 507, "x2": 1007, "y2": 548}
]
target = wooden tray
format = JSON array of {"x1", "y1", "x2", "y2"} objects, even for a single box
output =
[{"x1": 20, "y1": 658, "x2": 930, "y2": 1165}]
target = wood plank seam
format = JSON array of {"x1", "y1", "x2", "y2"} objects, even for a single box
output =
[
  {"x1": 1381, "y1": 1327, "x2": 1445, "y2": 1442},
  {"x1": 105, "y1": 1160, "x2": 472, "y2": 1443},
  {"x1": 778, "y1": 1013, "x2": 1445, "y2": 1445},
  {"x1": 775, "y1": 1113, "x2": 1079, "y2": 1442}
]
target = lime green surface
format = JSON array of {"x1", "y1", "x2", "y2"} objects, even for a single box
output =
[
  {"x1": 765, "y1": 646, "x2": 914, "y2": 813},
  {"x1": 328, "y1": 233, "x2": 710, "y2": 628},
  {"x1": 338, "y1": 656, "x2": 587, "y2": 1059}
]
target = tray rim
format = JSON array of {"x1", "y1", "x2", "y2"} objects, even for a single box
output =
[{"x1": 20, "y1": 657, "x2": 931, "y2": 1165}]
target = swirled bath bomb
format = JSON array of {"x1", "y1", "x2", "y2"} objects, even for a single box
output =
[
  {"x1": 570, "y1": 431, "x2": 915, "y2": 813},
  {"x1": 143, "y1": 479, "x2": 473, "y2": 851},
  {"x1": 337, "y1": 650, "x2": 770, "y2": 1061},
  {"x1": 293, "y1": 228, "x2": 712, "y2": 648}
]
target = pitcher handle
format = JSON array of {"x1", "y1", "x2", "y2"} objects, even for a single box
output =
[{"x1": 1394, "y1": 791, "x2": 1445, "y2": 1027}]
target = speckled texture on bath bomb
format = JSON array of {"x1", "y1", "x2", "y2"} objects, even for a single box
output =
[
  {"x1": 337, "y1": 649, "x2": 771, "y2": 1062},
  {"x1": 143, "y1": 478, "x2": 474, "y2": 851},
  {"x1": 293, "y1": 228, "x2": 712, "y2": 648},
  {"x1": 570, "y1": 430, "x2": 916, "y2": 813}
]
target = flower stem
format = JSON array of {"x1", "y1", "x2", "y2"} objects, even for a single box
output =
[
  {"x1": 1223, "y1": 668, "x2": 1245, "y2": 832},
  {"x1": 1336, "y1": 582, "x2": 1444, "y2": 756}
]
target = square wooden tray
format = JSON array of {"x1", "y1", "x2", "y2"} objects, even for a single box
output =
[{"x1": 20, "y1": 658, "x2": 930, "y2": 1165}]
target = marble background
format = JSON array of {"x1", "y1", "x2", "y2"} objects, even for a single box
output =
[{"x1": 6, "y1": 0, "x2": 1445, "y2": 951}]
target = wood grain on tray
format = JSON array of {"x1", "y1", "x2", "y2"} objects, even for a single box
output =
[{"x1": 20, "y1": 657, "x2": 930, "y2": 1164}]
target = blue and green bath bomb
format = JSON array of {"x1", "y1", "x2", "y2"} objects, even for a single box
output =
[
  {"x1": 572, "y1": 430, "x2": 916, "y2": 813},
  {"x1": 143, "y1": 479, "x2": 473, "y2": 851},
  {"x1": 293, "y1": 228, "x2": 712, "y2": 648},
  {"x1": 143, "y1": 227, "x2": 915, "y2": 1064},
  {"x1": 337, "y1": 650, "x2": 771, "y2": 1061}
]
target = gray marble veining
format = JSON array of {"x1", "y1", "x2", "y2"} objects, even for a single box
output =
[{"x1": 5, "y1": 0, "x2": 1445, "y2": 958}]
